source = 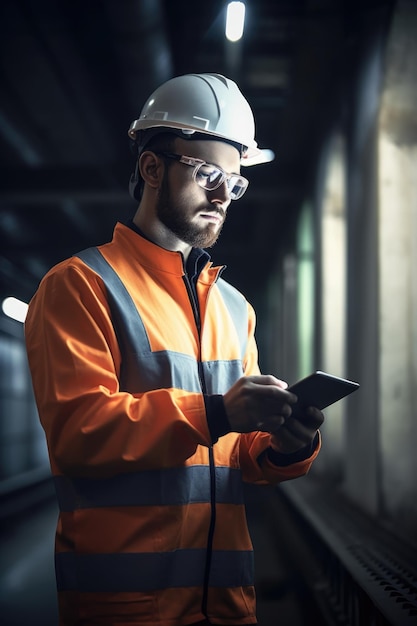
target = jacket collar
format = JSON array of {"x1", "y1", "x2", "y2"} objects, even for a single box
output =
[{"x1": 113, "y1": 221, "x2": 217, "y2": 283}]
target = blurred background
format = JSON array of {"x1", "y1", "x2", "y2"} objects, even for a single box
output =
[{"x1": 1, "y1": 0, "x2": 416, "y2": 624}]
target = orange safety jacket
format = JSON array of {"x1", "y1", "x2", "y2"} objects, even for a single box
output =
[{"x1": 25, "y1": 222, "x2": 320, "y2": 626}]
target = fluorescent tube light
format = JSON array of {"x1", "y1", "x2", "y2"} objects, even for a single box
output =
[{"x1": 226, "y1": 2, "x2": 246, "y2": 42}]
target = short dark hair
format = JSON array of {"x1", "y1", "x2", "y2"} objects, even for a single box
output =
[{"x1": 142, "y1": 132, "x2": 177, "y2": 156}]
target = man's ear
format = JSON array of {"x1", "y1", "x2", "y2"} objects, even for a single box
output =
[{"x1": 139, "y1": 151, "x2": 164, "y2": 190}]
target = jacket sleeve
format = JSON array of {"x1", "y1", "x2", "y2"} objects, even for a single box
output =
[
  {"x1": 25, "y1": 259, "x2": 212, "y2": 477},
  {"x1": 238, "y1": 430, "x2": 321, "y2": 485}
]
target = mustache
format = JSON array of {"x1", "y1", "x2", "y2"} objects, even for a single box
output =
[{"x1": 200, "y1": 206, "x2": 226, "y2": 220}]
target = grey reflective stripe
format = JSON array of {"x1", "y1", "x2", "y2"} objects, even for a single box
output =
[
  {"x1": 123, "y1": 348, "x2": 201, "y2": 393},
  {"x1": 56, "y1": 549, "x2": 254, "y2": 592},
  {"x1": 216, "y1": 278, "x2": 248, "y2": 361},
  {"x1": 76, "y1": 246, "x2": 150, "y2": 352},
  {"x1": 76, "y1": 247, "x2": 202, "y2": 393},
  {"x1": 54, "y1": 465, "x2": 244, "y2": 511},
  {"x1": 77, "y1": 247, "x2": 151, "y2": 392},
  {"x1": 201, "y1": 360, "x2": 244, "y2": 394}
]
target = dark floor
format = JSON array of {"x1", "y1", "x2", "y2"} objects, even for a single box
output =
[
  {"x1": 0, "y1": 486, "x2": 309, "y2": 626},
  {"x1": 0, "y1": 498, "x2": 59, "y2": 626}
]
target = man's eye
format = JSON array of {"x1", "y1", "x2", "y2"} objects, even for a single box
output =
[
  {"x1": 198, "y1": 167, "x2": 222, "y2": 184},
  {"x1": 199, "y1": 165, "x2": 216, "y2": 177}
]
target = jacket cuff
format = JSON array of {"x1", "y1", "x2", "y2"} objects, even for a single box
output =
[
  {"x1": 266, "y1": 433, "x2": 320, "y2": 467},
  {"x1": 204, "y1": 394, "x2": 231, "y2": 443}
]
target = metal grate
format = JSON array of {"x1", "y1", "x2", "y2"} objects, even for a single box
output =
[
  {"x1": 347, "y1": 543, "x2": 417, "y2": 624},
  {"x1": 280, "y1": 479, "x2": 417, "y2": 625}
]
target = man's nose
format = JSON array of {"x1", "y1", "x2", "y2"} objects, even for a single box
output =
[{"x1": 209, "y1": 180, "x2": 232, "y2": 206}]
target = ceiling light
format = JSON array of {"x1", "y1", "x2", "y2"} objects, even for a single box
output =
[
  {"x1": 2, "y1": 296, "x2": 28, "y2": 323},
  {"x1": 225, "y1": 2, "x2": 246, "y2": 42}
]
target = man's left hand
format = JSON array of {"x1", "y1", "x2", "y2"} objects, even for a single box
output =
[{"x1": 269, "y1": 406, "x2": 324, "y2": 454}]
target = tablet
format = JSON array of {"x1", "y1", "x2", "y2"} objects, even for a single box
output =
[{"x1": 288, "y1": 370, "x2": 360, "y2": 417}]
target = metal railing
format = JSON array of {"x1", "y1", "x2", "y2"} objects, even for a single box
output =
[{"x1": 277, "y1": 477, "x2": 417, "y2": 625}]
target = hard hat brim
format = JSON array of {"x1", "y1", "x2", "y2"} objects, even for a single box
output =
[{"x1": 128, "y1": 120, "x2": 261, "y2": 162}]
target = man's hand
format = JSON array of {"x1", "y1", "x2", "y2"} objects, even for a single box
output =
[
  {"x1": 223, "y1": 375, "x2": 297, "y2": 434},
  {"x1": 270, "y1": 406, "x2": 324, "y2": 454},
  {"x1": 223, "y1": 375, "x2": 324, "y2": 454}
]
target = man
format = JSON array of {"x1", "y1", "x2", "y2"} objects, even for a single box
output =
[{"x1": 25, "y1": 73, "x2": 323, "y2": 626}]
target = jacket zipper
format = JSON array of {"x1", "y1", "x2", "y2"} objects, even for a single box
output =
[{"x1": 182, "y1": 271, "x2": 216, "y2": 619}]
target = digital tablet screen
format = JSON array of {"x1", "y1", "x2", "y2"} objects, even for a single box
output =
[{"x1": 288, "y1": 370, "x2": 360, "y2": 417}]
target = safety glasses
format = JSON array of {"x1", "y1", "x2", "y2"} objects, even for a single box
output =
[{"x1": 156, "y1": 152, "x2": 249, "y2": 200}]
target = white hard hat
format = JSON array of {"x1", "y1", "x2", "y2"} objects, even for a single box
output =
[{"x1": 128, "y1": 73, "x2": 260, "y2": 161}]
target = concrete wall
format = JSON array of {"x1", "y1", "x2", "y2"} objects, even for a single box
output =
[{"x1": 266, "y1": 0, "x2": 417, "y2": 546}]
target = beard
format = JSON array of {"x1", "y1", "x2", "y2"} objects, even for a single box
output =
[{"x1": 156, "y1": 172, "x2": 225, "y2": 249}]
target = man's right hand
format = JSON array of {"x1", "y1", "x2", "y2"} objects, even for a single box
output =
[{"x1": 223, "y1": 375, "x2": 297, "y2": 433}]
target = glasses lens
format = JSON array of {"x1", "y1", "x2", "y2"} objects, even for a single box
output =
[
  {"x1": 195, "y1": 164, "x2": 224, "y2": 190},
  {"x1": 194, "y1": 162, "x2": 248, "y2": 200},
  {"x1": 228, "y1": 176, "x2": 248, "y2": 200}
]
